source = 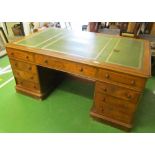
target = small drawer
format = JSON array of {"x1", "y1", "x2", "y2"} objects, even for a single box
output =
[
  {"x1": 14, "y1": 69, "x2": 39, "y2": 83},
  {"x1": 35, "y1": 54, "x2": 65, "y2": 70},
  {"x1": 10, "y1": 59, "x2": 37, "y2": 74},
  {"x1": 7, "y1": 49, "x2": 34, "y2": 62},
  {"x1": 16, "y1": 78, "x2": 41, "y2": 92},
  {"x1": 97, "y1": 69, "x2": 146, "y2": 91},
  {"x1": 73, "y1": 64, "x2": 97, "y2": 78},
  {"x1": 94, "y1": 93, "x2": 136, "y2": 115},
  {"x1": 96, "y1": 81, "x2": 140, "y2": 103}
]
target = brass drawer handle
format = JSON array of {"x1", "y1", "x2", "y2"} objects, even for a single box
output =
[
  {"x1": 102, "y1": 108, "x2": 104, "y2": 113},
  {"x1": 11, "y1": 52, "x2": 14, "y2": 56},
  {"x1": 30, "y1": 76, "x2": 34, "y2": 80},
  {"x1": 15, "y1": 63, "x2": 18, "y2": 67},
  {"x1": 28, "y1": 66, "x2": 32, "y2": 70},
  {"x1": 102, "y1": 98, "x2": 106, "y2": 102},
  {"x1": 102, "y1": 87, "x2": 107, "y2": 92},
  {"x1": 26, "y1": 56, "x2": 29, "y2": 59},
  {"x1": 80, "y1": 68, "x2": 83, "y2": 72},
  {"x1": 127, "y1": 93, "x2": 132, "y2": 99},
  {"x1": 44, "y1": 60, "x2": 48, "y2": 64},
  {"x1": 131, "y1": 80, "x2": 135, "y2": 85},
  {"x1": 105, "y1": 73, "x2": 110, "y2": 79}
]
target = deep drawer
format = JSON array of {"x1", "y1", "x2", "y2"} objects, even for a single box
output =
[
  {"x1": 16, "y1": 78, "x2": 41, "y2": 92},
  {"x1": 13, "y1": 69, "x2": 39, "y2": 83},
  {"x1": 10, "y1": 59, "x2": 37, "y2": 74},
  {"x1": 96, "y1": 81, "x2": 141, "y2": 103}
]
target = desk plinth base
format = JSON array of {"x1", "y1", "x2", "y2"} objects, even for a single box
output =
[
  {"x1": 90, "y1": 108, "x2": 132, "y2": 131},
  {"x1": 16, "y1": 85, "x2": 52, "y2": 100}
]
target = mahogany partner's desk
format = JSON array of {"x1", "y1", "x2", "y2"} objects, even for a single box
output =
[{"x1": 6, "y1": 28, "x2": 151, "y2": 130}]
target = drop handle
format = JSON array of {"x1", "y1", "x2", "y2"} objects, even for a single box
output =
[{"x1": 105, "y1": 73, "x2": 110, "y2": 79}]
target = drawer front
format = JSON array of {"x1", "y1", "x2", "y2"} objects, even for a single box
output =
[
  {"x1": 10, "y1": 59, "x2": 37, "y2": 74},
  {"x1": 35, "y1": 55, "x2": 65, "y2": 70},
  {"x1": 96, "y1": 81, "x2": 140, "y2": 103},
  {"x1": 35, "y1": 54, "x2": 97, "y2": 79},
  {"x1": 14, "y1": 69, "x2": 39, "y2": 83},
  {"x1": 7, "y1": 49, "x2": 34, "y2": 62},
  {"x1": 97, "y1": 69, "x2": 146, "y2": 91},
  {"x1": 16, "y1": 78, "x2": 41, "y2": 92},
  {"x1": 71, "y1": 64, "x2": 97, "y2": 78},
  {"x1": 95, "y1": 93, "x2": 136, "y2": 115},
  {"x1": 96, "y1": 100, "x2": 132, "y2": 124}
]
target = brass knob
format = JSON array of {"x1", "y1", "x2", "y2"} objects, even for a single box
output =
[
  {"x1": 11, "y1": 52, "x2": 14, "y2": 56},
  {"x1": 127, "y1": 94, "x2": 131, "y2": 99},
  {"x1": 44, "y1": 60, "x2": 48, "y2": 64},
  {"x1": 80, "y1": 68, "x2": 83, "y2": 72},
  {"x1": 102, "y1": 98, "x2": 106, "y2": 102},
  {"x1": 103, "y1": 88, "x2": 107, "y2": 92},
  {"x1": 30, "y1": 76, "x2": 34, "y2": 80},
  {"x1": 26, "y1": 56, "x2": 29, "y2": 59},
  {"x1": 105, "y1": 73, "x2": 110, "y2": 79},
  {"x1": 131, "y1": 80, "x2": 135, "y2": 85},
  {"x1": 28, "y1": 66, "x2": 32, "y2": 70},
  {"x1": 34, "y1": 86, "x2": 36, "y2": 89},
  {"x1": 15, "y1": 63, "x2": 18, "y2": 67}
]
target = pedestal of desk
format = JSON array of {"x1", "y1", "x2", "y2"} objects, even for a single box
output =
[
  {"x1": 91, "y1": 80, "x2": 143, "y2": 130},
  {"x1": 10, "y1": 59, "x2": 64, "y2": 99}
]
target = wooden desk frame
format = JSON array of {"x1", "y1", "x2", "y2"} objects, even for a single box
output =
[{"x1": 6, "y1": 32, "x2": 151, "y2": 131}]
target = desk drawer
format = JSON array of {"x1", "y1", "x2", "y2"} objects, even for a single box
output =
[
  {"x1": 68, "y1": 63, "x2": 97, "y2": 78},
  {"x1": 14, "y1": 69, "x2": 39, "y2": 83},
  {"x1": 35, "y1": 54, "x2": 97, "y2": 78},
  {"x1": 95, "y1": 100, "x2": 132, "y2": 124},
  {"x1": 96, "y1": 81, "x2": 140, "y2": 103},
  {"x1": 35, "y1": 55, "x2": 65, "y2": 70},
  {"x1": 95, "y1": 93, "x2": 136, "y2": 115},
  {"x1": 97, "y1": 69, "x2": 146, "y2": 91},
  {"x1": 16, "y1": 78, "x2": 41, "y2": 92},
  {"x1": 10, "y1": 59, "x2": 37, "y2": 74},
  {"x1": 7, "y1": 49, "x2": 34, "y2": 62}
]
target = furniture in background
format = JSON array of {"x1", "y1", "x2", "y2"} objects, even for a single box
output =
[
  {"x1": 0, "y1": 27, "x2": 8, "y2": 57},
  {"x1": 139, "y1": 34, "x2": 155, "y2": 75},
  {"x1": 98, "y1": 28, "x2": 120, "y2": 35},
  {"x1": 121, "y1": 22, "x2": 142, "y2": 38}
]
